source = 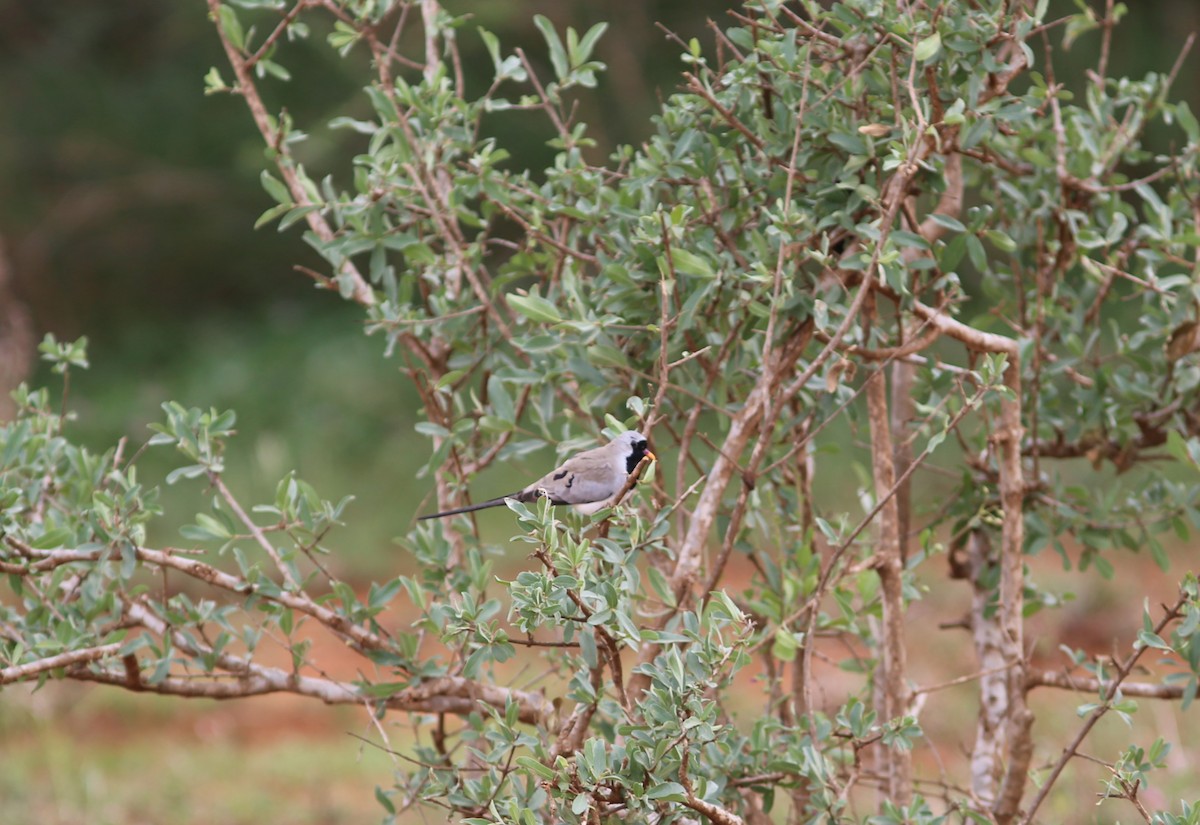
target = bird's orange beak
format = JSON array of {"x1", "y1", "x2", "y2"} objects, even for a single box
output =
[{"x1": 645, "y1": 451, "x2": 656, "y2": 462}]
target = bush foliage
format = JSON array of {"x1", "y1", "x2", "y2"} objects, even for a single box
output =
[{"x1": 5, "y1": 1, "x2": 1200, "y2": 823}]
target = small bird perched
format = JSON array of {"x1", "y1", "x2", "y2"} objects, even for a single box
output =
[{"x1": 418, "y1": 431, "x2": 654, "y2": 520}]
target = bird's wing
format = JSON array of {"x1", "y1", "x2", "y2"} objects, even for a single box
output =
[{"x1": 521, "y1": 446, "x2": 621, "y2": 505}]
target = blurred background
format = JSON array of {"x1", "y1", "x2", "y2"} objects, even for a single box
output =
[{"x1": 1, "y1": 1, "x2": 1199, "y2": 822}]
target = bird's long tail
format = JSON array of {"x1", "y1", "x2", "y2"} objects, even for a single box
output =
[{"x1": 417, "y1": 494, "x2": 518, "y2": 520}]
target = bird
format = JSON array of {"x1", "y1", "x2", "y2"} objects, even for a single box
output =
[{"x1": 418, "y1": 431, "x2": 655, "y2": 520}]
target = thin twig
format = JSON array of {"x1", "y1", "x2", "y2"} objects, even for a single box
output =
[{"x1": 1020, "y1": 590, "x2": 1190, "y2": 824}]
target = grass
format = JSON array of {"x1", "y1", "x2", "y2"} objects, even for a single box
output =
[{"x1": 0, "y1": 685, "x2": 396, "y2": 825}]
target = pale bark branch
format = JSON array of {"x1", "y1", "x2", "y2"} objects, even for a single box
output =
[
  {"x1": 68, "y1": 661, "x2": 550, "y2": 723},
  {"x1": 7, "y1": 538, "x2": 394, "y2": 654},
  {"x1": 965, "y1": 531, "x2": 1007, "y2": 804},
  {"x1": 890, "y1": 360, "x2": 915, "y2": 562},
  {"x1": 83, "y1": 600, "x2": 552, "y2": 724},
  {"x1": 204, "y1": 0, "x2": 374, "y2": 306},
  {"x1": 681, "y1": 793, "x2": 746, "y2": 825},
  {"x1": 910, "y1": 300, "x2": 1018, "y2": 356},
  {"x1": 1020, "y1": 590, "x2": 1191, "y2": 824},
  {"x1": 989, "y1": 363, "x2": 1030, "y2": 825},
  {"x1": 916, "y1": 151, "x2": 964, "y2": 246},
  {"x1": 864, "y1": 342, "x2": 912, "y2": 803},
  {"x1": 624, "y1": 322, "x2": 812, "y2": 702},
  {"x1": 1028, "y1": 670, "x2": 1186, "y2": 700},
  {"x1": 140, "y1": 542, "x2": 395, "y2": 654},
  {"x1": 213, "y1": 474, "x2": 301, "y2": 591},
  {"x1": 420, "y1": 0, "x2": 440, "y2": 82},
  {"x1": 1, "y1": 643, "x2": 123, "y2": 685}
]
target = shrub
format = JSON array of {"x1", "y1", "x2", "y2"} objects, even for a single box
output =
[{"x1": 5, "y1": 1, "x2": 1200, "y2": 822}]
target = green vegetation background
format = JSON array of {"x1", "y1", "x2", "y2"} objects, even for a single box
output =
[
  {"x1": 2, "y1": 2, "x2": 1199, "y2": 822},
  {"x1": 3, "y1": 1, "x2": 1197, "y2": 574},
  {"x1": 3, "y1": 0, "x2": 747, "y2": 579}
]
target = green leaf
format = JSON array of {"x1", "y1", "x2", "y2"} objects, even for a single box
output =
[
  {"x1": 772, "y1": 629, "x2": 799, "y2": 662},
  {"x1": 533, "y1": 15, "x2": 569, "y2": 81},
  {"x1": 587, "y1": 344, "x2": 628, "y2": 367},
  {"x1": 829, "y1": 131, "x2": 868, "y2": 155},
  {"x1": 1, "y1": 418, "x2": 30, "y2": 470},
  {"x1": 259, "y1": 59, "x2": 291, "y2": 82},
  {"x1": 708, "y1": 590, "x2": 744, "y2": 623},
  {"x1": 181, "y1": 513, "x2": 232, "y2": 541},
  {"x1": 414, "y1": 421, "x2": 451, "y2": 438},
  {"x1": 1137, "y1": 630, "x2": 1172, "y2": 651},
  {"x1": 644, "y1": 782, "x2": 687, "y2": 802},
  {"x1": 260, "y1": 171, "x2": 292, "y2": 205},
  {"x1": 891, "y1": 230, "x2": 930, "y2": 250},
  {"x1": 487, "y1": 375, "x2": 515, "y2": 423},
  {"x1": 1166, "y1": 431, "x2": 1199, "y2": 470},
  {"x1": 30, "y1": 528, "x2": 74, "y2": 550},
  {"x1": 278, "y1": 204, "x2": 320, "y2": 231},
  {"x1": 203, "y1": 67, "x2": 229, "y2": 94},
  {"x1": 367, "y1": 578, "x2": 404, "y2": 610},
  {"x1": 374, "y1": 786, "x2": 395, "y2": 815},
  {"x1": 254, "y1": 203, "x2": 290, "y2": 229},
  {"x1": 507, "y1": 293, "x2": 563, "y2": 324},
  {"x1": 479, "y1": 27, "x2": 503, "y2": 73},
  {"x1": 984, "y1": 229, "x2": 1016, "y2": 252},
  {"x1": 575, "y1": 22, "x2": 608, "y2": 64},
  {"x1": 667, "y1": 249, "x2": 715, "y2": 279},
  {"x1": 929, "y1": 212, "x2": 966, "y2": 232},
  {"x1": 914, "y1": 32, "x2": 941, "y2": 62},
  {"x1": 515, "y1": 756, "x2": 558, "y2": 781},
  {"x1": 966, "y1": 234, "x2": 987, "y2": 271},
  {"x1": 217, "y1": 5, "x2": 245, "y2": 50},
  {"x1": 166, "y1": 464, "x2": 208, "y2": 485},
  {"x1": 647, "y1": 565, "x2": 676, "y2": 608}
]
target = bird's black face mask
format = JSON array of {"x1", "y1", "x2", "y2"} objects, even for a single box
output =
[{"x1": 626, "y1": 438, "x2": 651, "y2": 474}]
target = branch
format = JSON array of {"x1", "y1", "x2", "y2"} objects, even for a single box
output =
[
  {"x1": 1028, "y1": 670, "x2": 1187, "y2": 699},
  {"x1": 245, "y1": 0, "x2": 313, "y2": 68},
  {"x1": 681, "y1": 793, "x2": 746, "y2": 825},
  {"x1": 990, "y1": 362, "x2": 1031, "y2": 825},
  {"x1": 682, "y1": 72, "x2": 765, "y2": 152},
  {"x1": 8, "y1": 537, "x2": 394, "y2": 654},
  {"x1": 533, "y1": 549, "x2": 629, "y2": 711},
  {"x1": 822, "y1": 322, "x2": 941, "y2": 361},
  {"x1": 142, "y1": 542, "x2": 395, "y2": 654},
  {"x1": 966, "y1": 530, "x2": 1009, "y2": 804},
  {"x1": 624, "y1": 321, "x2": 813, "y2": 702},
  {"x1": 1, "y1": 643, "x2": 122, "y2": 685},
  {"x1": 915, "y1": 151, "x2": 964, "y2": 246},
  {"x1": 1019, "y1": 590, "x2": 1191, "y2": 824},
  {"x1": 68, "y1": 661, "x2": 550, "y2": 723},
  {"x1": 680, "y1": 747, "x2": 746, "y2": 825},
  {"x1": 1025, "y1": 408, "x2": 1185, "y2": 471},
  {"x1": 864, "y1": 337, "x2": 912, "y2": 803},
  {"x1": 79, "y1": 600, "x2": 552, "y2": 724},
  {"x1": 910, "y1": 299, "x2": 1018, "y2": 356},
  {"x1": 204, "y1": 0, "x2": 374, "y2": 306},
  {"x1": 602, "y1": 452, "x2": 655, "y2": 512},
  {"x1": 419, "y1": 0, "x2": 441, "y2": 82},
  {"x1": 212, "y1": 474, "x2": 301, "y2": 590},
  {"x1": 780, "y1": 368, "x2": 997, "y2": 777}
]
